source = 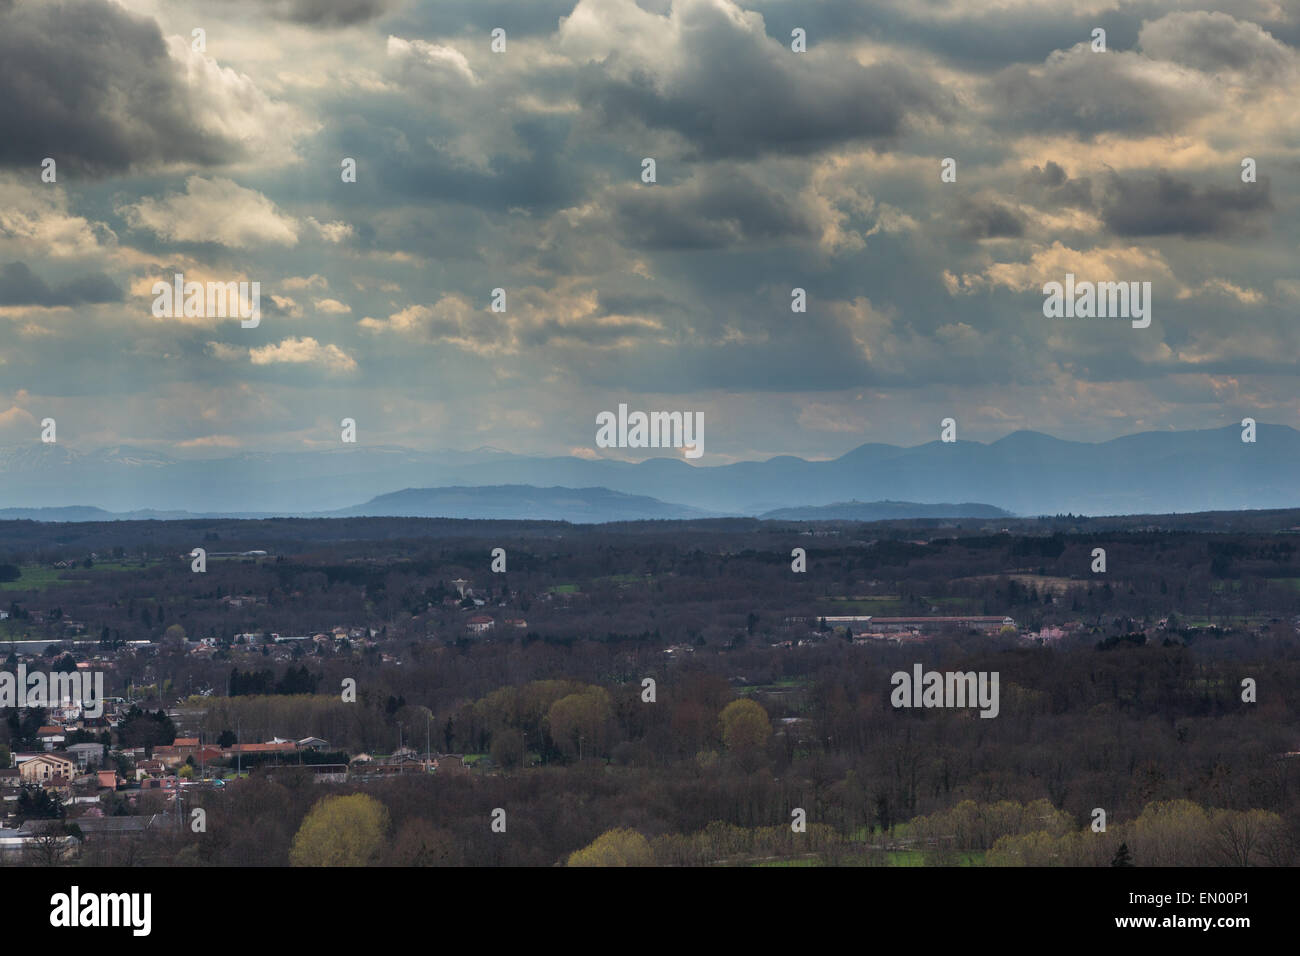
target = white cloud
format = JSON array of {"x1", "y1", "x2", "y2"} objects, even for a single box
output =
[
  {"x1": 0, "y1": 178, "x2": 116, "y2": 258},
  {"x1": 305, "y1": 217, "x2": 354, "y2": 243},
  {"x1": 120, "y1": 176, "x2": 300, "y2": 247},
  {"x1": 166, "y1": 35, "x2": 317, "y2": 166},
  {"x1": 249, "y1": 336, "x2": 357, "y2": 372},
  {"x1": 386, "y1": 36, "x2": 478, "y2": 85}
]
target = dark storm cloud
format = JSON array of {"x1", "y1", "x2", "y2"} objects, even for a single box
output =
[
  {"x1": 610, "y1": 168, "x2": 819, "y2": 249},
  {"x1": 0, "y1": 261, "x2": 121, "y2": 306},
  {"x1": 990, "y1": 50, "x2": 1212, "y2": 137},
  {"x1": 208, "y1": 0, "x2": 397, "y2": 27},
  {"x1": 751, "y1": 0, "x2": 1146, "y2": 71},
  {"x1": 572, "y1": 3, "x2": 950, "y2": 160},
  {"x1": 954, "y1": 197, "x2": 1025, "y2": 239},
  {"x1": 325, "y1": 113, "x2": 584, "y2": 215},
  {"x1": 388, "y1": 0, "x2": 575, "y2": 37},
  {"x1": 579, "y1": 61, "x2": 946, "y2": 159},
  {"x1": 0, "y1": 0, "x2": 241, "y2": 173},
  {"x1": 1138, "y1": 10, "x2": 1296, "y2": 79},
  {"x1": 1021, "y1": 162, "x2": 1093, "y2": 207},
  {"x1": 284, "y1": 0, "x2": 396, "y2": 26},
  {"x1": 1101, "y1": 173, "x2": 1272, "y2": 238}
]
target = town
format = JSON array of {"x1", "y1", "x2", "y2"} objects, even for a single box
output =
[{"x1": 0, "y1": 510, "x2": 1297, "y2": 866}]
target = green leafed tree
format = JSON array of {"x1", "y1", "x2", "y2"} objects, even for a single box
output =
[
  {"x1": 719, "y1": 698, "x2": 771, "y2": 753},
  {"x1": 289, "y1": 793, "x2": 390, "y2": 867},
  {"x1": 568, "y1": 828, "x2": 654, "y2": 867}
]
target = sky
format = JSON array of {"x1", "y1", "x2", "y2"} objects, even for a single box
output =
[{"x1": 0, "y1": 0, "x2": 1297, "y2": 465}]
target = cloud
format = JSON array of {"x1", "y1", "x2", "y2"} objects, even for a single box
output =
[
  {"x1": 1138, "y1": 11, "x2": 1297, "y2": 81},
  {"x1": 0, "y1": 0, "x2": 300, "y2": 173},
  {"x1": 164, "y1": 37, "x2": 316, "y2": 167},
  {"x1": 119, "y1": 177, "x2": 301, "y2": 247},
  {"x1": 284, "y1": 0, "x2": 396, "y2": 27},
  {"x1": 313, "y1": 298, "x2": 352, "y2": 314},
  {"x1": 360, "y1": 294, "x2": 508, "y2": 353},
  {"x1": 0, "y1": 261, "x2": 121, "y2": 307},
  {"x1": 562, "y1": 0, "x2": 949, "y2": 158},
  {"x1": 1020, "y1": 162, "x2": 1093, "y2": 207},
  {"x1": 0, "y1": 403, "x2": 38, "y2": 440},
  {"x1": 953, "y1": 196, "x2": 1026, "y2": 239},
  {"x1": 0, "y1": 178, "x2": 117, "y2": 258},
  {"x1": 282, "y1": 275, "x2": 330, "y2": 292},
  {"x1": 1175, "y1": 278, "x2": 1266, "y2": 305},
  {"x1": 990, "y1": 44, "x2": 1218, "y2": 138},
  {"x1": 945, "y1": 241, "x2": 1176, "y2": 295},
  {"x1": 248, "y1": 337, "x2": 357, "y2": 372},
  {"x1": 610, "y1": 167, "x2": 820, "y2": 249},
  {"x1": 387, "y1": 36, "x2": 479, "y2": 85},
  {"x1": 1100, "y1": 172, "x2": 1272, "y2": 238},
  {"x1": 206, "y1": 342, "x2": 246, "y2": 362},
  {"x1": 305, "y1": 218, "x2": 354, "y2": 243}
]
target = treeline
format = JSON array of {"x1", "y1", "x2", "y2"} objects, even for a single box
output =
[
  {"x1": 229, "y1": 666, "x2": 320, "y2": 696},
  {"x1": 83, "y1": 774, "x2": 1300, "y2": 867}
]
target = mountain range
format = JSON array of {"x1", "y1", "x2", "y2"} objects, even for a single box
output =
[{"x1": 0, "y1": 424, "x2": 1294, "y2": 520}]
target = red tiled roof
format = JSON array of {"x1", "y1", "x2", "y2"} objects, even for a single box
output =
[{"x1": 223, "y1": 742, "x2": 297, "y2": 753}]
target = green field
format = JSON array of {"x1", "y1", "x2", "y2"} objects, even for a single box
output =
[
  {"x1": 0, "y1": 560, "x2": 163, "y2": 592},
  {"x1": 0, "y1": 566, "x2": 71, "y2": 591},
  {"x1": 884, "y1": 849, "x2": 985, "y2": 867},
  {"x1": 737, "y1": 678, "x2": 807, "y2": 697},
  {"x1": 595, "y1": 573, "x2": 653, "y2": 585}
]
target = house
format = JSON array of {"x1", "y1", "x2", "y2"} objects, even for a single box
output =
[
  {"x1": 434, "y1": 754, "x2": 466, "y2": 774},
  {"x1": 358, "y1": 755, "x2": 429, "y2": 775},
  {"x1": 96, "y1": 770, "x2": 120, "y2": 790},
  {"x1": 19, "y1": 753, "x2": 76, "y2": 784},
  {"x1": 150, "y1": 746, "x2": 189, "y2": 768},
  {"x1": 262, "y1": 763, "x2": 348, "y2": 783},
  {"x1": 466, "y1": 615, "x2": 495, "y2": 634},
  {"x1": 65, "y1": 742, "x2": 106, "y2": 770},
  {"x1": 190, "y1": 746, "x2": 223, "y2": 765},
  {"x1": 135, "y1": 759, "x2": 166, "y2": 780},
  {"x1": 222, "y1": 741, "x2": 298, "y2": 756},
  {"x1": 298, "y1": 737, "x2": 330, "y2": 751},
  {"x1": 846, "y1": 615, "x2": 1015, "y2": 636},
  {"x1": 73, "y1": 814, "x2": 164, "y2": 841},
  {"x1": 0, "y1": 769, "x2": 21, "y2": 789}
]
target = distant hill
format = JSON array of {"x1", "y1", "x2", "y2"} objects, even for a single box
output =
[
  {"x1": 2, "y1": 424, "x2": 1299, "y2": 516},
  {"x1": 0, "y1": 506, "x2": 274, "y2": 521},
  {"x1": 760, "y1": 500, "x2": 1013, "y2": 521},
  {"x1": 328, "y1": 485, "x2": 717, "y2": 523},
  {"x1": 0, "y1": 506, "x2": 117, "y2": 522}
]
